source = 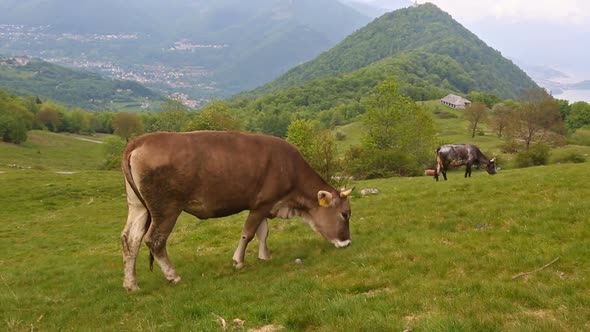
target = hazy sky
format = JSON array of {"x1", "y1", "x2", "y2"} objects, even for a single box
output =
[
  {"x1": 359, "y1": 0, "x2": 590, "y2": 27},
  {"x1": 414, "y1": 0, "x2": 590, "y2": 27}
]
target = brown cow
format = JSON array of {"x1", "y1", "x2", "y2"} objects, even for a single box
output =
[{"x1": 120, "y1": 131, "x2": 353, "y2": 291}]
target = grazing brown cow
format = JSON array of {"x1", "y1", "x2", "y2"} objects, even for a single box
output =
[{"x1": 120, "y1": 131, "x2": 353, "y2": 291}]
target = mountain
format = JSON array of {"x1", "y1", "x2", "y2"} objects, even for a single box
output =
[
  {"x1": 252, "y1": 3, "x2": 537, "y2": 100},
  {"x1": 0, "y1": 0, "x2": 370, "y2": 98},
  {"x1": 0, "y1": 56, "x2": 162, "y2": 111}
]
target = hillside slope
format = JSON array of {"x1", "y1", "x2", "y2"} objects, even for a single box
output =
[
  {"x1": 0, "y1": 56, "x2": 162, "y2": 111},
  {"x1": 253, "y1": 3, "x2": 537, "y2": 100}
]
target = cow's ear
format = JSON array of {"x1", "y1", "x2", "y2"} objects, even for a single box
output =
[
  {"x1": 318, "y1": 191, "x2": 333, "y2": 207},
  {"x1": 340, "y1": 187, "x2": 355, "y2": 198}
]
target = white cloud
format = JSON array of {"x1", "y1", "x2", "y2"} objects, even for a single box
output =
[{"x1": 416, "y1": 0, "x2": 590, "y2": 26}]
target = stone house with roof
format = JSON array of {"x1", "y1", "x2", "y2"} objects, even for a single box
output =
[{"x1": 440, "y1": 94, "x2": 471, "y2": 109}]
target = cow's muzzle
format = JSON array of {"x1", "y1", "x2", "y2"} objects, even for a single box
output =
[{"x1": 332, "y1": 239, "x2": 351, "y2": 248}]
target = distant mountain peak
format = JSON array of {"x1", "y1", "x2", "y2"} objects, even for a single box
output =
[{"x1": 250, "y1": 3, "x2": 537, "y2": 99}]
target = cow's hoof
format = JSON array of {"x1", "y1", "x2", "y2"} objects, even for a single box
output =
[
  {"x1": 233, "y1": 260, "x2": 244, "y2": 269},
  {"x1": 258, "y1": 252, "x2": 271, "y2": 261},
  {"x1": 123, "y1": 282, "x2": 140, "y2": 292},
  {"x1": 168, "y1": 276, "x2": 181, "y2": 284}
]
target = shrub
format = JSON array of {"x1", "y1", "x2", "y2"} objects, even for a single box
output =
[
  {"x1": 102, "y1": 136, "x2": 127, "y2": 169},
  {"x1": 569, "y1": 128, "x2": 590, "y2": 146},
  {"x1": 553, "y1": 151, "x2": 587, "y2": 164},
  {"x1": 499, "y1": 140, "x2": 522, "y2": 153},
  {"x1": 515, "y1": 144, "x2": 550, "y2": 168},
  {"x1": 335, "y1": 131, "x2": 347, "y2": 141},
  {"x1": 346, "y1": 145, "x2": 422, "y2": 179}
]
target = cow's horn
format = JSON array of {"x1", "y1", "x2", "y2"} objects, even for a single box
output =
[
  {"x1": 490, "y1": 157, "x2": 496, "y2": 162},
  {"x1": 340, "y1": 187, "x2": 355, "y2": 198}
]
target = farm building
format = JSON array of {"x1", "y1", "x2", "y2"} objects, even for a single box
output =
[{"x1": 440, "y1": 94, "x2": 471, "y2": 109}]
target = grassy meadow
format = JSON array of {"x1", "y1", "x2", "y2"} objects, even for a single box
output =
[{"x1": 1, "y1": 128, "x2": 589, "y2": 331}]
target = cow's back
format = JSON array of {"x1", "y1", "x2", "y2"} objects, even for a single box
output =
[{"x1": 124, "y1": 131, "x2": 304, "y2": 218}]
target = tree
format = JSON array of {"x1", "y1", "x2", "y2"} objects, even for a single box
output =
[
  {"x1": 184, "y1": 101, "x2": 241, "y2": 131},
  {"x1": 286, "y1": 119, "x2": 340, "y2": 185},
  {"x1": 112, "y1": 112, "x2": 144, "y2": 141},
  {"x1": 466, "y1": 91, "x2": 501, "y2": 108},
  {"x1": 102, "y1": 136, "x2": 127, "y2": 169},
  {"x1": 286, "y1": 119, "x2": 315, "y2": 160},
  {"x1": 0, "y1": 97, "x2": 33, "y2": 143},
  {"x1": 350, "y1": 78, "x2": 435, "y2": 177},
  {"x1": 464, "y1": 102, "x2": 488, "y2": 137},
  {"x1": 68, "y1": 108, "x2": 90, "y2": 134},
  {"x1": 507, "y1": 89, "x2": 565, "y2": 149},
  {"x1": 491, "y1": 102, "x2": 514, "y2": 138},
  {"x1": 153, "y1": 99, "x2": 189, "y2": 132},
  {"x1": 566, "y1": 101, "x2": 590, "y2": 130},
  {"x1": 37, "y1": 102, "x2": 62, "y2": 132}
]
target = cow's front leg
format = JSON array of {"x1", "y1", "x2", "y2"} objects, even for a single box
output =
[
  {"x1": 256, "y1": 219, "x2": 270, "y2": 260},
  {"x1": 233, "y1": 211, "x2": 266, "y2": 269},
  {"x1": 465, "y1": 165, "x2": 472, "y2": 177}
]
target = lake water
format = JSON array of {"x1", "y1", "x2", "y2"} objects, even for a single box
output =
[
  {"x1": 553, "y1": 89, "x2": 590, "y2": 103},
  {"x1": 544, "y1": 70, "x2": 590, "y2": 103}
]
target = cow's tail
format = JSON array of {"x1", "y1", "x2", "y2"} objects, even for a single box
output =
[{"x1": 121, "y1": 143, "x2": 154, "y2": 271}]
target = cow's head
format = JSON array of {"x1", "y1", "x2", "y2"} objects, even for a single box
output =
[
  {"x1": 486, "y1": 158, "x2": 497, "y2": 175},
  {"x1": 302, "y1": 188, "x2": 353, "y2": 248}
]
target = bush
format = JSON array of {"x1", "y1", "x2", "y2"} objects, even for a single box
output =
[
  {"x1": 335, "y1": 131, "x2": 347, "y2": 141},
  {"x1": 346, "y1": 145, "x2": 422, "y2": 179},
  {"x1": 515, "y1": 144, "x2": 550, "y2": 168},
  {"x1": 569, "y1": 128, "x2": 590, "y2": 146},
  {"x1": 499, "y1": 140, "x2": 522, "y2": 153},
  {"x1": 552, "y1": 151, "x2": 587, "y2": 164},
  {"x1": 102, "y1": 136, "x2": 127, "y2": 169}
]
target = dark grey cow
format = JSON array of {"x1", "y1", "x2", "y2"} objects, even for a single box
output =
[{"x1": 435, "y1": 144, "x2": 496, "y2": 181}]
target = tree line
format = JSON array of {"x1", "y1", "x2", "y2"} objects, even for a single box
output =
[{"x1": 2, "y1": 80, "x2": 589, "y2": 180}]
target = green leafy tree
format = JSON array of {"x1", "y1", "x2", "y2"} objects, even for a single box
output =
[
  {"x1": 466, "y1": 91, "x2": 501, "y2": 108},
  {"x1": 102, "y1": 136, "x2": 127, "y2": 169},
  {"x1": 112, "y1": 112, "x2": 144, "y2": 141},
  {"x1": 286, "y1": 119, "x2": 340, "y2": 184},
  {"x1": 68, "y1": 108, "x2": 90, "y2": 134},
  {"x1": 286, "y1": 119, "x2": 315, "y2": 160},
  {"x1": 566, "y1": 101, "x2": 590, "y2": 130},
  {"x1": 154, "y1": 99, "x2": 189, "y2": 132},
  {"x1": 37, "y1": 101, "x2": 63, "y2": 132},
  {"x1": 0, "y1": 97, "x2": 33, "y2": 143},
  {"x1": 184, "y1": 101, "x2": 241, "y2": 131},
  {"x1": 350, "y1": 78, "x2": 435, "y2": 177}
]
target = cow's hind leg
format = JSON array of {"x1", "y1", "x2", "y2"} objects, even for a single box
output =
[
  {"x1": 256, "y1": 219, "x2": 270, "y2": 260},
  {"x1": 144, "y1": 209, "x2": 183, "y2": 285},
  {"x1": 121, "y1": 181, "x2": 150, "y2": 291},
  {"x1": 233, "y1": 211, "x2": 267, "y2": 269}
]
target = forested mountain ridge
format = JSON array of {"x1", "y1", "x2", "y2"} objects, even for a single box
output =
[
  {"x1": 252, "y1": 3, "x2": 537, "y2": 100},
  {"x1": 0, "y1": 56, "x2": 162, "y2": 111}
]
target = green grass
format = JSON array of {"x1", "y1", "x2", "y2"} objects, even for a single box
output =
[
  {"x1": 1, "y1": 131, "x2": 589, "y2": 331},
  {"x1": 0, "y1": 130, "x2": 106, "y2": 171}
]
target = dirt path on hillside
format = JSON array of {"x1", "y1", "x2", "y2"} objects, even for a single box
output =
[{"x1": 75, "y1": 137, "x2": 103, "y2": 144}]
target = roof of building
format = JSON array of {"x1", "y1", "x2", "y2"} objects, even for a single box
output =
[{"x1": 440, "y1": 94, "x2": 471, "y2": 106}]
